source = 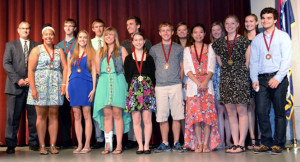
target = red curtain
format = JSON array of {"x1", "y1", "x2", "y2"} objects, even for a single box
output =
[{"x1": 0, "y1": 0, "x2": 250, "y2": 146}]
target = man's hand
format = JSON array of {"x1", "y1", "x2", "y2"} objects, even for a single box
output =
[
  {"x1": 268, "y1": 78, "x2": 279, "y2": 89},
  {"x1": 17, "y1": 79, "x2": 27, "y2": 87}
]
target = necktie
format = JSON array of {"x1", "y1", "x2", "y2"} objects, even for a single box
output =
[
  {"x1": 24, "y1": 40, "x2": 29, "y2": 67},
  {"x1": 98, "y1": 39, "x2": 102, "y2": 49}
]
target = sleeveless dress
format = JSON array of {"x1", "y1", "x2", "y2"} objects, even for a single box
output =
[
  {"x1": 68, "y1": 56, "x2": 93, "y2": 106},
  {"x1": 93, "y1": 54, "x2": 131, "y2": 134},
  {"x1": 124, "y1": 55, "x2": 156, "y2": 113},
  {"x1": 27, "y1": 45, "x2": 63, "y2": 106},
  {"x1": 184, "y1": 47, "x2": 220, "y2": 150},
  {"x1": 212, "y1": 36, "x2": 250, "y2": 104}
]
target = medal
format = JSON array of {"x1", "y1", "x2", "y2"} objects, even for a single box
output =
[
  {"x1": 106, "y1": 53, "x2": 112, "y2": 73},
  {"x1": 138, "y1": 75, "x2": 143, "y2": 82},
  {"x1": 106, "y1": 67, "x2": 111, "y2": 73},
  {"x1": 77, "y1": 51, "x2": 85, "y2": 73},
  {"x1": 194, "y1": 43, "x2": 204, "y2": 73},
  {"x1": 228, "y1": 59, "x2": 234, "y2": 66},
  {"x1": 164, "y1": 63, "x2": 169, "y2": 70},
  {"x1": 64, "y1": 39, "x2": 75, "y2": 54},
  {"x1": 263, "y1": 29, "x2": 275, "y2": 60},
  {"x1": 226, "y1": 34, "x2": 237, "y2": 66},
  {"x1": 50, "y1": 63, "x2": 54, "y2": 69},
  {"x1": 43, "y1": 44, "x2": 55, "y2": 69},
  {"x1": 161, "y1": 41, "x2": 173, "y2": 70},
  {"x1": 133, "y1": 48, "x2": 145, "y2": 82},
  {"x1": 197, "y1": 67, "x2": 202, "y2": 73},
  {"x1": 76, "y1": 67, "x2": 81, "y2": 73}
]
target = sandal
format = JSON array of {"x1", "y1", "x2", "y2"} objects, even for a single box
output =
[
  {"x1": 73, "y1": 147, "x2": 82, "y2": 154},
  {"x1": 112, "y1": 149, "x2": 123, "y2": 154},
  {"x1": 203, "y1": 144, "x2": 210, "y2": 153},
  {"x1": 247, "y1": 139, "x2": 256, "y2": 150},
  {"x1": 80, "y1": 148, "x2": 91, "y2": 154},
  {"x1": 229, "y1": 145, "x2": 245, "y2": 153},
  {"x1": 195, "y1": 144, "x2": 203, "y2": 153},
  {"x1": 50, "y1": 144, "x2": 59, "y2": 154},
  {"x1": 226, "y1": 145, "x2": 237, "y2": 153},
  {"x1": 39, "y1": 145, "x2": 49, "y2": 155}
]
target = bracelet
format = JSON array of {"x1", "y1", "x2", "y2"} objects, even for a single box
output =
[{"x1": 62, "y1": 84, "x2": 66, "y2": 86}]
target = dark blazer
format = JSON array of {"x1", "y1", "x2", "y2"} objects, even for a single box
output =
[{"x1": 3, "y1": 39, "x2": 39, "y2": 95}]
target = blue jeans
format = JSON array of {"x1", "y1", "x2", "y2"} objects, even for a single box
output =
[{"x1": 256, "y1": 74, "x2": 288, "y2": 148}]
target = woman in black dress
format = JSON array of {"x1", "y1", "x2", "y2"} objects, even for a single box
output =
[{"x1": 212, "y1": 15, "x2": 251, "y2": 153}]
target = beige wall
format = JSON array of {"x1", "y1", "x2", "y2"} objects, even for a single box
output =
[{"x1": 251, "y1": 0, "x2": 300, "y2": 106}]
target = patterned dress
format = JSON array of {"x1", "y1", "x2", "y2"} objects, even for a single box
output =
[
  {"x1": 27, "y1": 45, "x2": 63, "y2": 106},
  {"x1": 212, "y1": 36, "x2": 250, "y2": 104},
  {"x1": 124, "y1": 55, "x2": 156, "y2": 112},
  {"x1": 184, "y1": 47, "x2": 220, "y2": 150}
]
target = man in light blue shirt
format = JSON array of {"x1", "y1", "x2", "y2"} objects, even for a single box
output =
[
  {"x1": 90, "y1": 19, "x2": 106, "y2": 149},
  {"x1": 250, "y1": 7, "x2": 292, "y2": 154}
]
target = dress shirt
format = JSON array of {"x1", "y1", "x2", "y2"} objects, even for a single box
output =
[{"x1": 250, "y1": 27, "x2": 292, "y2": 83}]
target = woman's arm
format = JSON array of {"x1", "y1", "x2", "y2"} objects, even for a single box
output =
[
  {"x1": 65, "y1": 51, "x2": 72, "y2": 101},
  {"x1": 28, "y1": 47, "x2": 40, "y2": 100},
  {"x1": 60, "y1": 48, "x2": 68, "y2": 95}
]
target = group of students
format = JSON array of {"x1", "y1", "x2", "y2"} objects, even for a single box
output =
[{"x1": 3, "y1": 7, "x2": 291, "y2": 156}]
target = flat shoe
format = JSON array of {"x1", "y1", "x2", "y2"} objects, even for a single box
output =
[
  {"x1": 73, "y1": 148, "x2": 82, "y2": 154},
  {"x1": 101, "y1": 149, "x2": 111, "y2": 154},
  {"x1": 144, "y1": 150, "x2": 151, "y2": 154},
  {"x1": 112, "y1": 149, "x2": 123, "y2": 154},
  {"x1": 136, "y1": 150, "x2": 144, "y2": 154},
  {"x1": 80, "y1": 148, "x2": 91, "y2": 154}
]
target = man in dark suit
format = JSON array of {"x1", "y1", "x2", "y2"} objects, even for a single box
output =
[{"x1": 3, "y1": 21, "x2": 39, "y2": 154}]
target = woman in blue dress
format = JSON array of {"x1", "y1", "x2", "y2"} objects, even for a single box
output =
[
  {"x1": 27, "y1": 25, "x2": 67, "y2": 155},
  {"x1": 66, "y1": 30, "x2": 96, "y2": 154},
  {"x1": 93, "y1": 27, "x2": 131, "y2": 154}
]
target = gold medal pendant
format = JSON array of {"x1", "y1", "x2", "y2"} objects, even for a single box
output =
[
  {"x1": 164, "y1": 63, "x2": 169, "y2": 70},
  {"x1": 76, "y1": 67, "x2": 81, "y2": 73},
  {"x1": 266, "y1": 54, "x2": 272, "y2": 60},
  {"x1": 50, "y1": 63, "x2": 54, "y2": 69},
  {"x1": 228, "y1": 59, "x2": 234, "y2": 66},
  {"x1": 106, "y1": 67, "x2": 111, "y2": 73},
  {"x1": 197, "y1": 66, "x2": 202, "y2": 73},
  {"x1": 138, "y1": 75, "x2": 143, "y2": 82}
]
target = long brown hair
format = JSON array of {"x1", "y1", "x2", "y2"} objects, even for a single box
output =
[
  {"x1": 99, "y1": 27, "x2": 120, "y2": 60},
  {"x1": 132, "y1": 32, "x2": 148, "y2": 56},
  {"x1": 71, "y1": 30, "x2": 95, "y2": 71},
  {"x1": 174, "y1": 22, "x2": 193, "y2": 47},
  {"x1": 244, "y1": 14, "x2": 259, "y2": 38}
]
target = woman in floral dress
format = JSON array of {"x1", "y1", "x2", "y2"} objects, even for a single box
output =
[
  {"x1": 183, "y1": 24, "x2": 220, "y2": 152},
  {"x1": 124, "y1": 32, "x2": 156, "y2": 154}
]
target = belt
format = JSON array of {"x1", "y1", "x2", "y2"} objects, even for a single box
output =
[
  {"x1": 258, "y1": 71, "x2": 277, "y2": 78},
  {"x1": 193, "y1": 73, "x2": 208, "y2": 76}
]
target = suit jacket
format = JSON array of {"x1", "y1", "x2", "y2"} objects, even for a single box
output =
[{"x1": 3, "y1": 39, "x2": 39, "y2": 95}]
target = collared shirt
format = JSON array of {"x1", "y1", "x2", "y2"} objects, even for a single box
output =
[
  {"x1": 57, "y1": 37, "x2": 76, "y2": 58},
  {"x1": 121, "y1": 38, "x2": 152, "y2": 55},
  {"x1": 19, "y1": 38, "x2": 30, "y2": 53},
  {"x1": 149, "y1": 42, "x2": 183, "y2": 86},
  {"x1": 91, "y1": 36, "x2": 103, "y2": 51},
  {"x1": 250, "y1": 27, "x2": 292, "y2": 83}
]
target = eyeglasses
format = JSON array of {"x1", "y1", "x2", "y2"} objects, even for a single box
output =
[{"x1": 19, "y1": 28, "x2": 30, "y2": 30}]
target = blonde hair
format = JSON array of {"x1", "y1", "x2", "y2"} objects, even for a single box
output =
[
  {"x1": 71, "y1": 30, "x2": 95, "y2": 71},
  {"x1": 210, "y1": 21, "x2": 226, "y2": 43},
  {"x1": 224, "y1": 14, "x2": 240, "y2": 34},
  {"x1": 99, "y1": 27, "x2": 120, "y2": 60}
]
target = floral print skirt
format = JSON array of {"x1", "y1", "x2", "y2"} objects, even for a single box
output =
[
  {"x1": 125, "y1": 76, "x2": 156, "y2": 113},
  {"x1": 184, "y1": 89, "x2": 220, "y2": 150}
]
